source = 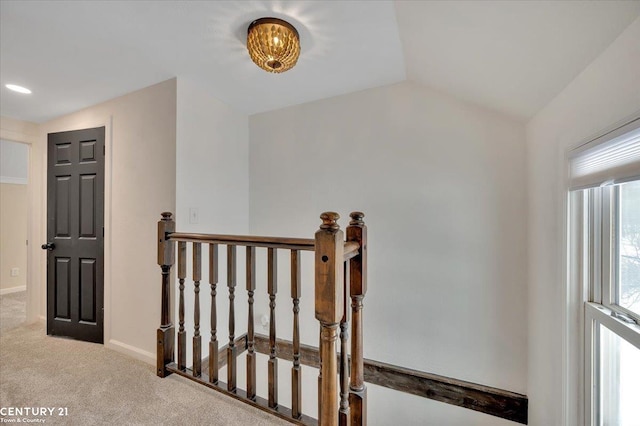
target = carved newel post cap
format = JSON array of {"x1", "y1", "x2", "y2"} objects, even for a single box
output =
[
  {"x1": 161, "y1": 212, "x2": 173, "y2": 221},
  {"x1": 319, "y1": 212, "x2": 340, "y2": 231},
  {"x1": 349, "y1": 211, "x2": 365, "y2": 225}
]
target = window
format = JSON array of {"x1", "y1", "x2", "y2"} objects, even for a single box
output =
[
  {"x1": 618, "y1": 181, "x2": 640, "y2": 317},
  {"x1": 568, "y1": 118, "x2": 640, "y2": 426}
]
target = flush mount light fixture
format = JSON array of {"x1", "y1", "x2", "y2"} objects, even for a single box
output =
[
  {"x1": 247, "y1": 17, "x2": 300, "y2": 73},
  {"x1": 5, "y1": 84, "x2": 32, "y2": 94}
]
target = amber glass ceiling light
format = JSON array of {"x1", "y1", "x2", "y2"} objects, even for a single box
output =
[{"x1": 247, "y1": 17, "x2": 300, "y2": 73}]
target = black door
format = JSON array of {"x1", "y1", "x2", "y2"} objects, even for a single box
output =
[{"x1": 45, "y1": 127, "x2": 104, "y2": 343}]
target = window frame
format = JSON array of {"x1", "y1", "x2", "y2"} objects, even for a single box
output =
[
  {"x1": 567, "y1": 125, "x2": 640, "y2": 425},
  {"x1": 579, "y1": 183, "x2": 640, "y2": 425}
]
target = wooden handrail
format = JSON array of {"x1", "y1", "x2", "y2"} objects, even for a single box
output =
[
  {"x1": 157, "y1": 210, "x2": 528, "y2": 424},
  {"x1": 167, "y1": 232, "x2": 315, "y2": 251},
  {"x1": 158, "y1": 211, "x2": 368, "y2": 426},
  {"x1": 343, "y1": 241, "x2": 360, "y2": 261}
]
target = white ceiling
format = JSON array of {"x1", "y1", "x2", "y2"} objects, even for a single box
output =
[
  {"x1": 0, "y1": 0, "x2": 405, "y2": 122},
  {"x1": 0, "y1": 1, "x2": 638, "y2": 123},
  {"x1": 396, "y1": 1, "x2": 640, "y2": 121}
]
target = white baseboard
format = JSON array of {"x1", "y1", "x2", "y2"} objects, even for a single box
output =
[
  {"x1": 0, "y1": 285, "x2": 26, "y2": 295},
  {"x1": 23, "y1": 316, "x2": 46, "y2": 326},
  {"x1": 0, "y1": 176, "x2": 28, "y2": 185},
  {"x1": 107, "y1": 339, "x2": 155, "y2": 366}
]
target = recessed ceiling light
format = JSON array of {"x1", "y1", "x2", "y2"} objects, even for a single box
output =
[{"x1": 5, "y1": 84, "x2": 32, "y2": 94}]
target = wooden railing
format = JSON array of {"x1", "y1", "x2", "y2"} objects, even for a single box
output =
[{"x1": 156, "y1": 211, "x2": 368, "y2": 426}]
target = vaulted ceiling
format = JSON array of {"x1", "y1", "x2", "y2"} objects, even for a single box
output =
[{"x1": 1, "y1": 1, "x2": 639, "y2": 123}]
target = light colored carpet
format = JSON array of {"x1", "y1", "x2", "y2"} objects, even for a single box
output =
[
  {"x1": 0, "y1": 291, "x2": 26, "y2": 331},
  {"x1": 0, "y1": 320, "x2": 289, "y2": 425}
]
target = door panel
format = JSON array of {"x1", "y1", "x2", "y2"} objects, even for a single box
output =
[
  {"x1": 55, "y1": 176, "x2": 71, "y2": 237},
  {"x1": 46, "y1": 127, "x2": 104, "y2": 343},
  {"x1": 79, "y1": 258, "x2": 96, "y2": 322},
  {"x1": 54, "y1": 258, "x2": 71, "y2": 319},
  {"x1": 79, "y1": 174, "x2": 96, "y2": 237}
]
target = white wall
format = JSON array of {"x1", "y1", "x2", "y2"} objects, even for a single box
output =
[
  {"x1": 176, "y1": 77, "x2": 249, "y2": 235},
  {"x1": 0, "y1": 139, "x2": 29, "y2": 292},
  {"x1": 249, "y1": 80, "x2": 528, "y2": 425},
  {"x1": 526, "y1": 17, "x2": 640, "y2": 426},
  {"x1": 0, "y1": 183, "x2": 28, "y2": 291},
  {"x1": 0, "y1": 117, "x2": 39, "y2": 319},
  {"x1": 175, "y1": 76, "x2": 250, "y2": 369},
  {"x1": 1, "y1": 139, "x2": 28, "y2": 183},
  {"x1": 37, "y1": 79, "x2": 177, "y2": 363}
]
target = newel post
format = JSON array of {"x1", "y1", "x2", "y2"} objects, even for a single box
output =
[
  {"x1": 157, "y1": 212, "x2": 175, "y2": 377},
  {"x1": 315, "y1": 212, "x2": 344, "y2": 426},
  {"x1": 347, "y1": 212, "x2": 367, "y2": 426}
]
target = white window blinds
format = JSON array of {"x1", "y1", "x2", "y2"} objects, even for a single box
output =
[{"x1": 569, "y1": 117, "x2": 640, "y2": 190}]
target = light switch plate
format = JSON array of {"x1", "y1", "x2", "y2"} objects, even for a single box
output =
[
  {"x1": 10, "y1": 267, "x2": 19, "y2": 277},
  {"x1": 189, "y1": 208, "x2": 199, "y2": 224}
]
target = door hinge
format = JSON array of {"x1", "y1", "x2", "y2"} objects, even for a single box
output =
[
  {"x1": 103, "y1": 145, "x2": 105, "y2": 155},
  {"x1": 103, "y1": 227, "x2": 105, "y2": 237}
]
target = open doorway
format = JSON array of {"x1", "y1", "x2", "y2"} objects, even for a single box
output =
[{"x1": 0, "y1": 139, "x2": 29, "y2": 331}]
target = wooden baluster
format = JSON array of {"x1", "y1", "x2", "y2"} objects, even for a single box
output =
[
  {"x1": 209, "y1": 243, "x2": 219, "y2": 383},
  {"x1": 347, "y1": 212, "x2": 367, "y2": 426},
  {"x1": 315, "y1": 212, "x2": 344, "y2": 426},
  {"x1": 177, "y1": 241, "x2": 187, "y2": 371},
  {"x1": 192, "y1": 243, "x2": 202, "y2": 377},
  {"x1": 318, "y1": 329, "x2": 323, "y2": 426},
  {"x1": 246, "y1": 246, "x2": 257, "y2": 400},
  {"x1": 267, "y1": 248, "x2": 278, "y2": 408},
  {"x1": 339, "y1": 262, "x2": 350, "y2": 426},
  {"x1": 157, "y1": 212, "x2": 175, "y2": 378},
  {"x1": 227, "y1": 245, "x2": 237, "y2": 392},
  {"x1": 291, "y1": 249, "x2": 302, "y2": 419}
]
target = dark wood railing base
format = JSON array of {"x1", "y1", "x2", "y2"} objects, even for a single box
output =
[
  {"x1": 252, "y1": 334, "x2": 528, "y2": 425},
  {"x1": 363, "y1": 359, "x2": 527, "y2": 424},
  {"x1": 170, "y1": 332, "x2": 527, "y2": 425},
  {"x1": 165, "y1": 363, "x2": 317, "y2": 426}
]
